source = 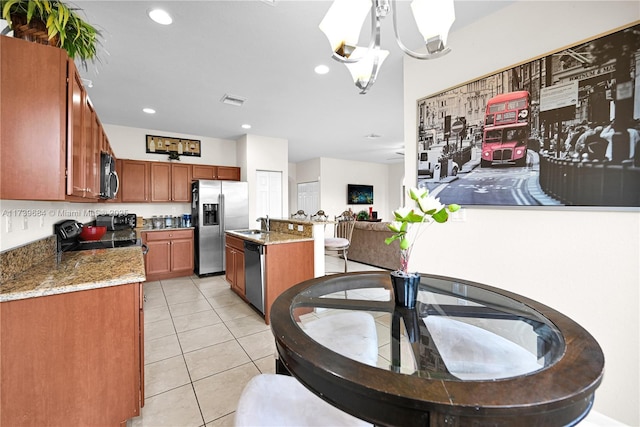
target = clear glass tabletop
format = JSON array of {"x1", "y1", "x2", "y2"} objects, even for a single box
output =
[{"x1": 291, "y1": 274, "x2": 564, "y2": 382}]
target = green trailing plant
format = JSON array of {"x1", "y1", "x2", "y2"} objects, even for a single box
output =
[
  {"x1": 1, "y1": 0, "x2": 101, "y2": 70},
  {"x1": 385, "y1": 187, "x2": 460, "y2": 274}
]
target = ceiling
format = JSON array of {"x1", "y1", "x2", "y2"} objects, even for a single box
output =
[{"x1": 74, "y1": 1, "x2": 512, "y2": 165}]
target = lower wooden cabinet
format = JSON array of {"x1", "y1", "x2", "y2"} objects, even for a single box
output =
[
  {"x1": 225, "y1": 235, "x2": 246, "y2": 297},
  {"x1": 142, "y1": 229, "x2": 194, "y2": 281},
  {"x1": 0, "y1": 283, "x2": 144, "y2": 426}
]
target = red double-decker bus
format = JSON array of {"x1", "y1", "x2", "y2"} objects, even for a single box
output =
[{"x1": 481, "y1": 91, "x2": 530, "y2": 167}]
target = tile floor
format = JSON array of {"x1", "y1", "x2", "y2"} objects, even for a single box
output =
[
  {"x1": 129, "y1": 256, "x2": 616, "y2": 427},
  {"x1": 128, "y1": 256, "x2": 380, "y2": 427}
]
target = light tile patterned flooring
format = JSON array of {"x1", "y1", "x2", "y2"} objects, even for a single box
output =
[{"x1": 128, "y1": 256, "x2": 380, "y2": 427}]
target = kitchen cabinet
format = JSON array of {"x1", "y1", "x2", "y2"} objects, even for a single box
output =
[
  {"x1": 121, "y1": 160, "x2": 150, "y2": 202},
  {"x1": 1, "y1": 283, "x2": 144, "y2": 426},
  {"x1": 263, "y1": 241, "x2": 314, "y2": 324},
  {"x1": 142, "y1": 229, "x2": 194, "y2": 281},
  {"x1": 0, "y1": 35, "x2": 67, "y2": 200},
  {"x1": 225, "y1": 234, "x2": 246, "y2": 298},
  {"x1": 225, "y1": 234, "x2": 314, "y2": 324},
  {"x1": 192, "y1": 165, "x2": 217, "y2": 180},
  {"x1": 66, "y1": 60, "x2": 101, "y2": 200},
  {"x1": 217, "y1": 166, "x2": 241, "y2": 181},
  {"x1": 150, "y1": 162, "x2": 192, "y2": 202},
  {"x1": 192, "y1": 165, "x2": 241, "y2": 181},
  {"x1": 0, "y1": 35, "x2": 114, "y2": 202}
]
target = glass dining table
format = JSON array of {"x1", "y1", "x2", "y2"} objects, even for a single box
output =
[{"x1": 269, "y1": 271, "x2": 604, "y2": 426}]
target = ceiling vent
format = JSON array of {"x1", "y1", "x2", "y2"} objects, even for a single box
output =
[{"x1": 220, "y1": 94, "x2": 247, "y2": 107}]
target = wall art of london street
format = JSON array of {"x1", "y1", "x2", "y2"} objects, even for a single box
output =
[{"x1": 416, "y1": 23, "x2": 639, "y2": 208}]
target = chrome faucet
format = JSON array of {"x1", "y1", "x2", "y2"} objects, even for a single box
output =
[{"x1": 257, "y1": 215, "x2": 270, "y2": 232}]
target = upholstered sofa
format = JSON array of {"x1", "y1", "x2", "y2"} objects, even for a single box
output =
[{"x1": 347, "y1": 221, "x2": 400, "y2": 271}]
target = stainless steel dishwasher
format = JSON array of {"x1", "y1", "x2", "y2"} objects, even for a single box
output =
[{"x1": 244, "y1": 241, "x2": 265, "y2": 314}]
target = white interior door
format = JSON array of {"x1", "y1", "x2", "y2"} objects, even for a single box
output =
[
  {"x1": 256, "y1": 170, "x2": 282, "y2": 218},
  {"x1": 297, "y1": 181, "x2": 319, "y2": 216}
]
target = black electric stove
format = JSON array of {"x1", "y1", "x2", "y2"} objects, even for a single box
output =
[{"x1": 55, "y1": 220, "x2": 141, "y2": 253}]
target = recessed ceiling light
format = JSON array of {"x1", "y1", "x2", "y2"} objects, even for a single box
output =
[
  {"x1": 314, "y1": 64, "x2": 330, "y2": 75},
  {"x1": 148, "y1": 9, "x2": 172, "y2": 25},
  {"x1": 241, "y1": 124, "x2": 251, "y2": 129},
  {"x1": 143, "y1": 108, "x2": 156, "y2": 114}
]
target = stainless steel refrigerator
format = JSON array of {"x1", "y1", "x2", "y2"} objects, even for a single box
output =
[{"x1": 192, "y1": 180, "x2": 249, "y2": 276}]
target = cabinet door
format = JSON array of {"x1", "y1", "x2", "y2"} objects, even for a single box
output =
[
  {"x1": 192, "y1": 165, "x2": 217, "y2": 180},
  {"x1": 67, "y1": 62, "x2": 86, "y2": 198},
  {"x1": 225, "y1": 246, "x2": 236, "y2": 288},
  {"x1": 84, "y1": 99, "x2": 100, "y2": 199},
  {"x1": 0, "y1": 36, "x2": 67, "y2": 201},
  {"x1": 144, "y1": 240, "x2": 171, "y2": 276},
  {"x1": 217, "y1": 166, "x2": 241, "y2": 181},
  {"x1": 0, "y1": 284, "x2": 142, "y2": 426},
  {"x1": 171, "y1": 163, "x2": 192, "y2": 202},
  {"x1": 121, "y1": 160, "x2": 149, "y2": 202},
  {"x1": 236, "y1": 251, "x2": 246, "y2": 296},
  {"x1": 150, "y1": 162, "x2": 171, "y2": 202},
  {"x1": 171, "y1": 238, "x2": 194, "y2": 273}
]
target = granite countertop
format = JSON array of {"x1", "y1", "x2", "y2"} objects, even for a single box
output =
[
  {"x1": 0, "y1": 246, "x2": 146, "y2": 303},
  {"x1": 226, "y1": 230, "x2": 313, "y2": 245}
]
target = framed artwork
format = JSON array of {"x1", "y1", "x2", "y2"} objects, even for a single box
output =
[
  {"x1": 146, "y1": 135, "x2": 201, "y2": 157},
  {"x1": 347, "y1": 184, "x2": 374, "y2": 205},
  {"x1": 416, "y1": 23, "x2": 639, "y2": 208}
]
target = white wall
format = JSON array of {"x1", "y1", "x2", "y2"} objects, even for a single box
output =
[
  {"x1": 240, "y1": 134, "x2": 289, "y2": 223},
  {"x1": 403, "y1": 2, "x2": 639, "y2": 424},
  {"x1": 104, "y1": 124, "x2": 236, "y2": 166},
  {"x1": 318, "y1": 157, "x2": 391, "y2": 220}
]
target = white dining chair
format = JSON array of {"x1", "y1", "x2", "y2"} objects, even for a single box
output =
[{"x1": 234, "y1": 311, "x2": 377, "y2": 426}]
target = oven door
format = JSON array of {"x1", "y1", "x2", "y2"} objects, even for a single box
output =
[{"x1": 100, "y1": 152, "x2": 119, "y2": 199}]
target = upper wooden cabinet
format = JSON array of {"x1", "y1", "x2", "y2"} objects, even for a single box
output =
[
  {"x1": 217, "y1": 166, "x2": 241, "y2": 181},
  {"x1": 120, "y1": 160, "x2": 150, "y2": 202},
  {"x1": 66, "y1": 62, "x2": 101, "y2": 200},
  {"x1": 0, "y1": 35, "x2": 114, "y2": 201},
  {"x1": 119, "y1": 160, "x2": 239, "y2": 203},
  {"x1": 150, "y1": 162, "x2": 192, "y2": 202},
  {"x1": 0, "y1": 36, "x2": 67, "y2": 201},
  {"x1": 192, "y1": 165, "x2": 217, "y2": 180},
  {"x1": 192, "y1": 165, "x2": 241, "y2": 181}
]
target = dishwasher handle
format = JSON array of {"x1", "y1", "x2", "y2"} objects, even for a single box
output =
[{"x1": 244, "y1": 241, "x2": 264, "y2": 254}]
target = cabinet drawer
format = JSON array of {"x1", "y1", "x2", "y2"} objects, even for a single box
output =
[
  {"x1": 226, "y1": 234, "x2": 245, "y2": 251},
  {"x1": 143, "y1": 229, "x2": 193, "y2": 242}
]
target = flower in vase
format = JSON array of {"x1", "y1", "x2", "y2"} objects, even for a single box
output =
[{"x1": 385, "y1": 187, "x2": 460, "y2": 275}]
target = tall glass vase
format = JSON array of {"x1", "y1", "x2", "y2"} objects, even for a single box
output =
[{"x1": 390, "y1": 271, "x2": 421, "y2": 308}]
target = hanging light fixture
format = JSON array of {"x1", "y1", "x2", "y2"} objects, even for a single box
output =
[{"x1": 319, "y1": 0, "x2": 455, "y2": 94}]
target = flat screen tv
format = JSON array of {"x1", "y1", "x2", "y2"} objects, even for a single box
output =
[{"x1": 347, "y1": 184, "x2": 373, "y2": 205}]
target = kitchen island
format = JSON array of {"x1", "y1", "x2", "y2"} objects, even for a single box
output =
[
  {"x1": 0, "y1": 244, "x2": 146, "y2": 426},
  {"x1": 225, "y1": 228, "x2": 314, "y2": 324}
]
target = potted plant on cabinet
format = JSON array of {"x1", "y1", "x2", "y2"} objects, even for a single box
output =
[
  {"x1": 1, "y1": 0, "x2": 101, "y2": 70},
  {"x1": 385, "y1": 187, "x2": 460, "y2": 308}
]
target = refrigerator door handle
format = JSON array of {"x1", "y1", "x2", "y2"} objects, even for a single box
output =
[{"x1": 219, "y1": 193, "x2": 224, "y2": 236}]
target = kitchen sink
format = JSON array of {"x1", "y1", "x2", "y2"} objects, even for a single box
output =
[{"x1": 235, "y1": 229, "x2": 269, "y2": 235}]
